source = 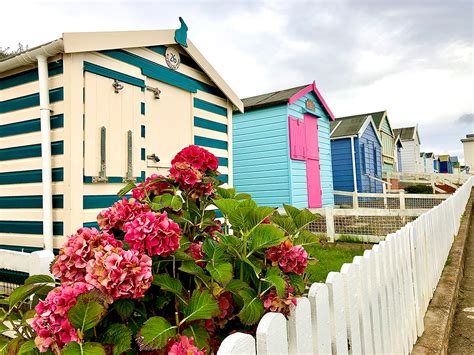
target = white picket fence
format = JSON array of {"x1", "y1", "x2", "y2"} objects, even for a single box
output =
[{"x1": 218, "y1": 177, "x2": 473, "y2": 355}]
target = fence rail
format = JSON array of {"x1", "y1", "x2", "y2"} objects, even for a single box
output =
[
  {"x1": 334, "y1": 190, "x2": 449, "y2": 210},
  {"x1": 217, "y1": 177, "x2": 473, "y2": 355}
]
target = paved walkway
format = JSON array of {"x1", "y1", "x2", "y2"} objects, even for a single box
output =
[{"x1": 448, "y1": 211, "x2": 474, "y2": 353}]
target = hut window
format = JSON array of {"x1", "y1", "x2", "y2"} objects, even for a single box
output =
[{"x1": 288, "y1": 117, "x2": 306, "y2": 160}]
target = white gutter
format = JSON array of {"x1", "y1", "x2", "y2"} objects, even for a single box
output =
[
  {"x1": 0, "y1": 39, "x2": 63, "y2": 73},
  {"x1": 37, "y1": 55, "x2": 53, "y2": 251},
  {"x1": 350, "y1": 136, "x2": 358, "y2": 193}
]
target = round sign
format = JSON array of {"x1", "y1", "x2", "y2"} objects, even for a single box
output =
[{"x1": 165, "y1": 47, "x2": 181, "y2": 71}]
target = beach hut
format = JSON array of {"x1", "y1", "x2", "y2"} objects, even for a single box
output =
[
  {"x1": 393, "y1": 126, "x2": 422, "y2": 173},
  {"x1": 438, "y1": 155, "x2": 453, "y2": 173},
  {"x1": 233, "y1": 82, "x2": 335, "y2": 208},
  {"x1": 394, "y1": 136, "x2": 403, "y2": 172},
  {"x1": 421, "y1": 152, "x2": 435, "y2": 173},
  {"x1": 433, "y1": 156, "x2": 440, "y2": 172},
  {"x1": 330, "y1": 115, "x2": 383, "y2": 193},
  {"x1": 336, "y1": 110, "x2": 398, "y2": 175},
  {"x1": 450, "y1": 156, "x2": 460, "y2": 174},
  {"x1": 0, "y1": 20, "x2": 243, "y2": 252}
]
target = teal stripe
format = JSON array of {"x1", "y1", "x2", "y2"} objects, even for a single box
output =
[
  {"x1": 0, "y1": 221, "x2": 63, "y2": 235},
  {"x1": 0, "y1": 88, "x2": 63, "y2": 114},
  {"x1": 83, "y1": 222, "x2": 99, "y2": 229},
  {"x1": 0, "y1": 245, "x2": 42, "y2": 253},
  {"x1": 101, "y1": 50, "x2": 223, "y2": 97},
  {"x1": 194, "y1": 117, "x2": 227, "y2": 133},
  {"x1": 0, "y1": 168, "x2": 63, "y2": 185},
  {"x1": 83, "y1": 174, "x2": 145, "y2": 183},
  {"x1": 0, "y1": 195, "x2": 64, "y2": 209},
  {"x1": 0, "y1": 61, "x2": 63, "y2": 90},
  {"x1": 219, "y1": 174, "x2": 229, "y2": 183},
  {"x1": 217, "y1": 157, "x2": 228, "y2": 167},
  {"x1": 84, "y1": 61, "x2": 145, "y2": 88},
  {"x1": 141, "y1": 148, "x2": 146, "y2": 160},
  {"x1": 193, "y1": 98, "x2": 227, "y2": 116},
  {"x1": 0, "y1": 141, "x2": 63, "y2": 161},
  {"x1": 194, "y1": 136, "x2": 228, "y2": 150},
  {"x1": 141, "y1": 125, "x2": 146, "y2": 138},
  {"x1": 141, "y1": 102, "x2": 145, "y2": 115},
  {"x1": 0, "y1": 114, "x2": 64, "y2": 138},
  {"x1": 83, "y1": 195, "x2": 131, "y2": 209}
]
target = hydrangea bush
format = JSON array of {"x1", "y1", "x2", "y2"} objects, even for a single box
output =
[{"x1": 0, "y1": 145, "x2": 322, "y2": 354}]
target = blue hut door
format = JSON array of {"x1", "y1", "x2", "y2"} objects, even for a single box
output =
[{"x1": 304, "y1": 114, "x2": 322, "y2": 208}]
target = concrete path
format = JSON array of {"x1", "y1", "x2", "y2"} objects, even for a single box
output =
[{"x1": 448, "y1": 211, "x2": 474, "y2": 353}]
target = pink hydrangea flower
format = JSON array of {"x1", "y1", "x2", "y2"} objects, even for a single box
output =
[
  {"x1": 124, "y1": 211, "x2": 181, "y2": 257},
  {"x1": 85, "y1": 245, "x2": 152, "y2": 300},
  {"x1": 168, "y1": 336, "x2": 205, "y2": 355},
  {"x1": 266, "y1": 240, "x2": 308, "y2": 275},
  {"x1": 262, "y1": 285, "x2": 297, "y2": 317},
  {"x1": 131, "y1": 174, "x2": 173, "y2": 201},
  {"x1": 171, "y1": 145, "x2": 218, "y2": 172},
  {"x1": 186, "y1": 242, "x2": 205, "y2": 267},
  {"x1": 97, "y1": 197, "x2": 150, "y2": 231},
  {"x1": 52, "y1": 228, "x2": 122, "y2": 283},
  {"x1": 30, "y1": 282, "x2": 93, "y2": 353}
]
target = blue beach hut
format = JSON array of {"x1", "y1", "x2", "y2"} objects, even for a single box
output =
[{"x1": 232, "y1": 82, "x2": 335, "y2": 208}]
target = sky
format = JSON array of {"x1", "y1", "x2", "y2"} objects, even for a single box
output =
[{"x1": 2, "y1": 0, "x2": 473, "y2": 161}]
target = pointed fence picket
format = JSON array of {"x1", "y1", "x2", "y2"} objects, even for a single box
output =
[{"x1": 217, "y1": 177, "x2": 473, "y2": 354}]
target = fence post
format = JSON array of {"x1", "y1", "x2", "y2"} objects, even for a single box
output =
[
  {"x1": 325, "y1": 206, "x2": 335, "y2": 242},
  {"x1": 29, "y1": 250, "x2": 55, "y2": 276},
  {"x1": 217, "y1": 333, "x2": 256, "y2": 355},
  {"x1": 383, "y1": 183, "x2": 388, "y2": 209},
  {"x1": 256, "y1": 312, "x2": 289, "y2": 355},
  {"x1": 353, "y1": 191, "x2": 359, "y2": 209},
  {"x1": 399, "y1": 190, "x2": 406, "y2": 210}
]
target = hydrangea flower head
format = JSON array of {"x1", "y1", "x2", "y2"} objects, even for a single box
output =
[
  {"x1": 124, "y1": 211, "x2": 181, "y2": 257},
  {"x1": 97, "y1": 197, "x2": 150, "y2": 231},
  {"x1": 168, "y1": 335, "x2": 205, "y2": 355},
  {"x1": 266, "y1": 240, "x2": 308, "y2": 275}
]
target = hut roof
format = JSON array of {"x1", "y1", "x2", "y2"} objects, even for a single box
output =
[{"x1": 242, "y1": 85, "x2": 308, "y2": 111}]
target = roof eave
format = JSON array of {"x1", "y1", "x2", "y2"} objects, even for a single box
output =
[{"x1": 288, "y1": 81, "x2": 335, "y2": 121}]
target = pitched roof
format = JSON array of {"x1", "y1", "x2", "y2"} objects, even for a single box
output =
[
  {"x1": 0, "y1": 23, "x2": 243, "y2": 112},
  {"x1": 330, "y1": 115, "x2": 368, "y2": 138},
  {"x1": 336, "y1": 110, "x2": 387, "y2": 129},
  {"x1": 393, "y1": 126, "x2": 417, "y2": 141},
  {"x1": 425, "y1": 152, "x2": 434, "y2": 158},
  {"x1": 240, "y1": 81, "x2": 335, "y2": 120},
  {"x1": 242, "y1": 85, "x2": 308, "y2": 111}
]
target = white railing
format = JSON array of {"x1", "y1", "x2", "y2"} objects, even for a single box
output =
[
  {"x1": 0, "y1": 250, "x2": 54, "y2": 276},
  {"x1": 334, "y1": 190, "x2": 450, "y2": 210},
  {"x1": 217, "y1": 177, "x2": 473, "y2": 355},
  {"x1": 386, "y1": 171, "x2": 469, "y2": 186}
]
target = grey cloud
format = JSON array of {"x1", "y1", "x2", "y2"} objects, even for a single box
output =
[{"x1": 457, "y1": 113, "x2": 474, "y2": 125}]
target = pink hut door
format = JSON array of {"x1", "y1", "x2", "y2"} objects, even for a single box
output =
[{"x1": 304, "y1": 114, "x2": 322, "y2": 208}]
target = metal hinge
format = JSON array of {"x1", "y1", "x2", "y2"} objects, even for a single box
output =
[
  {"x1": 124, "y1": 130, "x2": 136, "y2": 182},
  {"x1": 92, "y1": 126, "x2": 108, "y2": 183}
]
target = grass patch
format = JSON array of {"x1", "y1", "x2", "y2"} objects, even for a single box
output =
[
  {"x1": 306, "y1": 243, "x2": 366, "y2": 283},
  {"x1": 445, "y1": 255, "x2": 453, "y2": 267}
]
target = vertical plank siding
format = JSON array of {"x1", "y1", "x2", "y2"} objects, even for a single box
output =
[
  {"x1": 217, "y1": 177, "x2": 473, "y2": 355},
  {"x1": 0, "y1": 62, "x2": 65, "y2": 248}
]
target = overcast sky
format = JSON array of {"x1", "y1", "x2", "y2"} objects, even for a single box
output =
[{"x1": 2, "y1": 0, "x2": 473, "y2": 161}]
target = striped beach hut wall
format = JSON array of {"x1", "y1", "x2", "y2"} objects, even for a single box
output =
[
  {"x1": 233, "y1": 82, "x2": 335, "y2": 209},
  {"x1": 0, "y1": 20, "x2": 242, "y2": 253}
]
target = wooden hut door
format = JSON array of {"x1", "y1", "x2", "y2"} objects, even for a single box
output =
[{"x1": 304, "y1": 114, "x2": 322, "y2": 208}]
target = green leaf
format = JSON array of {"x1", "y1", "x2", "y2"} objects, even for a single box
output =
[
  {"x1": 264, "y1": 274, "x2": 286, "y2": 297},
  {"x1": 202, "y1": 239, "x2": 230, "y2": 263},
  {"x1": 237, "y1": 289, "x2": 264, "y2": 325},
  {"x1": 153, "y1": 194, "x2": 183, "y2": 211},
  {"x1": 0, "y1": 337, "x2": 8, "y2": 354},
  {"x1": 179, "y1": 261, "x2": 210, "y2": 284},
  {"x1": 248, "y1": 224, "x2": 286, "y2": 256},
  {"x1": 215, "y1": 187, "x2": 236, "y2": 199},
  {"x1": 63, "y1": 342, "x2": 105, "y2": 355},
  {"x1": 18, "y1": 340, "x2": 39, "y2": 354},
  {"x1": 271, "y1": 214, "x2": 297, "y2": 235},
  {"x1": 283, "y1": 204, "x2": 301, "y2": 221},
  {"x1": 182, "y1": 324, "x2": 210, "y2": 351},
  {"x1": 235, "y1": 192, "x2": 252, "y2": 200},
  {"x1": 294, "y1": 209, "x2": 320, "y2": 230},
  {"x1": 9, "y1": 284, "x2": 47, "y2": 308},
  {"x1": 212, "y1": 199, "x2": 240, "y2": 216},
  {"x1": 288, "y1": 273, "x2": 305, "y2": 294},
  {"x1": 137, "y1": 316, "x2": 176, "y2": 351},
  {"x1": 182, "y1": 290, "x2": 220, "y2": 323},
  {"x1": 152, "y1": 274, "x2": 186, "y2": 303},
  {"x1": 113, "y1": 299, "x2": 135, "y2": 321},
  {"x1": 206, "y1": 262, "x2": 233, "y2": 286},
  {"x1": 228, "y1": 207, "x2": 253, "y2": 230},
  {"x1": 68, "y1": 295, "x2": 106, "y2": 333},
  {"x1": 225, "y1": 279, "x2": 251, "y2": 294},
  {"x1": 117, "y1": 182, "x2": 136, "y2": 198},
  {"x1": 238, "y1": 199, "x2": 258, "y2": 209},
  {"x1": 24, "y1": 275, "x2": 54, "y2": 285},
  {"x1": 246, "y1": 206, "x2": 275, "y2": 230},
  {"x1": 101, "y1": 324, "x2": 132, "y2": 355},
  {"x1": 294, "y1": 229, "x2": 320, "y2": 247}
]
